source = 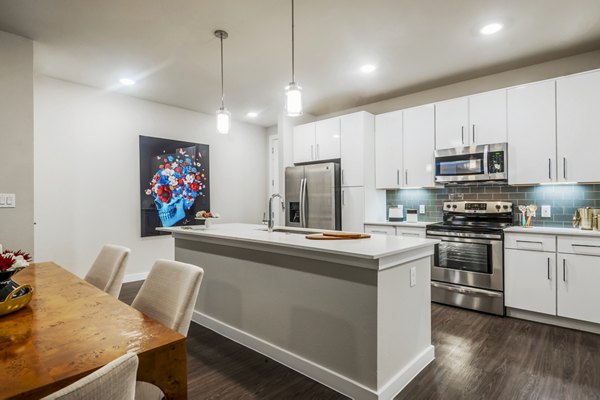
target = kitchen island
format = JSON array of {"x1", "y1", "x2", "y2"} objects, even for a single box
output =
[{"x1": 159, "y1": 223, "x2": 438, "y2": 400}]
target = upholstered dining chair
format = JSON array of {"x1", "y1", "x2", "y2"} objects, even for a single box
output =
[
  {"x1": 132, "y1": 259, "x2": 204, "y2": 400},
  {"x1": 42, "y1": 352, "x2": 138, "y2": 400},
  {"x1": 84, "y1": 244, "x2": 130, "y2": 298}
]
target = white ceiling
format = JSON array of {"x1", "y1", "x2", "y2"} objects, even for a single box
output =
[{"x1": 1, "y1": 0, "x2": 600, "y2": 127}]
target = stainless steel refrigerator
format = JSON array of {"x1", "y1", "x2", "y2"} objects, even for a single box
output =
[{"x1": 285, "y1": 162, "x2": 341, "y2": 230}]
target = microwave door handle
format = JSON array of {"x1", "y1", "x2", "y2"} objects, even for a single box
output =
[{"x1": 483, "y1": 146, "x2": 489, "y2": 177}]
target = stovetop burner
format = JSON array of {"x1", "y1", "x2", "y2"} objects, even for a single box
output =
[{"x1": 428, "y1": 201, "x2": 514, "y2": 233}]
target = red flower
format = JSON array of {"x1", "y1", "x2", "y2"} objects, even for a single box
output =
[
  {"x1": 157, "y1": 186, "x2": 172, "y2": 203},
  {"x1": 190, "y1": 182, "x2": 199, "y2": 191},
  {"x1": 0, "y1": 254, "x2": 14, "y2": 272}
]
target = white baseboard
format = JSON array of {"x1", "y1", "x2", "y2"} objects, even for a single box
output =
[
  {"x1": 123, "y1": 272, "x2": 148, "y2": 283},
  {"x1": 192, "y1": 311, "x2": 434, "y2": 400},
  {"x1": 507, "y1": 308, "x2": 600, "y2": 335}
]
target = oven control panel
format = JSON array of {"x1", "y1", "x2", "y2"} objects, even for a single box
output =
[{"x1": 443, "y1": 201, "x2": 513, "y2": 214}]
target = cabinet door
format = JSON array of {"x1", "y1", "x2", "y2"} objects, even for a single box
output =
[
  {"x1": 435, "y1": 97, "x2": 469, "y2": 149},
  {"x1": 469, "y1": 89, "x2": 507, "y2": 145},
  {"x1": 507, "y1": 81, "x2": 557, "y2": 185},
  {"x1": 403, "y1": 104, "x2": 435, "y2": 187},
  {"x1": 341, "y1": 186, "x2": 364, "y2": 233},
  {"x1": 557, "y1": 70, "x2": 600, "y2": 183},
  {"x1": 293, "y1": 123, "x2": 315, "y2": 164},
  {"x1": 557, "y1": 254, "x2": 600, "y2": 324},
  {"x1": 395, "y1": 227, "x2": 425, "y2": 238},
  {"x1": 340, "y1": 113, "x2": 365, "y2": 187},
  {"x1": 375, "y1": 111, "x2": 403, "y2": 189},
  {"x1": 505, "y1": 249, "x2": 556, "y2": 315},
  {"x1": 315, "y1": 117, "x2": 341, "y2": 160}
]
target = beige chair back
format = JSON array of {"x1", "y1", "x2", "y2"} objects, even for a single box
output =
[
  {"x1": 42, "y1": 352, "x2": 138, "y2": 400},
  {"x1": 85, "y1": 244, "x2": 130, "y2": 298},
  {"x1": 132, "y1": 259, "x2": 204, "y2": 336}
]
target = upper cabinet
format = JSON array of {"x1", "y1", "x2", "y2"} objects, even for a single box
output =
[
  {"x1": 507, "y1": 80, "x2": 557, "y2": 185},
  {"x1": 375, "y1": 110, "x2": 403, "y2": 189},
  {"x1": 403, "y1": 104, "x2": 436, "y2": 188},
  {"x1": 375, "y1": 105, "x2": 435, "y2": 189},
  {"x1": 340, "y1": 112, "x2": 372, "y2": 187},
  {"x1": 292, "y1": 117, "x2": 341, "y2": 164},
  {"x1": 435, "y1": 89, "x2": 507, "y2": 150},
  {"x1": 557, "y1": 70, "x2": 600, "y2": 183}
]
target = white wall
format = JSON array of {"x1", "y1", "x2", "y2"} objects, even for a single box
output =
[
  {"x1": 34, "y1": 76, "x2": 268, "y2": 279},
  {"x1": 0, "y1": 31, "x2": 33, "y2": 253}
]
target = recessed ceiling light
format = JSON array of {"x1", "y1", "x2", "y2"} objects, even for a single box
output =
[
  {"x1": 119, "y1": 78, "x2": 136, "y2": 86},
  {"x1": 360, "y1": 64, "x2": 377, "y2": 74},
  {"x1": 480, "y1": 23, "x2": 503, "y2": 35},
  {"x1": 246, "y1": 112, "x2": 258, "y2": 118}
]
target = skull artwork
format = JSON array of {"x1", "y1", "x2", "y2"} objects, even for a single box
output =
[{"x1": 147, "y1": 149, "x2": 208, "y2": 228}]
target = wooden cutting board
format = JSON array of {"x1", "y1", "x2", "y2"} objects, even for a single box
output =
[{"x1": 305, "y1": 232, "x2": 371, "y2": 240}]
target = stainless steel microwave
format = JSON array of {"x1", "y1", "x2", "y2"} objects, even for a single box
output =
[{"x1": 434, "y1": 143, "x2": 507, "y2": 184}]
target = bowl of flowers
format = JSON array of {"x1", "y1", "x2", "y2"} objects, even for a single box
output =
[{"x1": 0, "y1": 249, "x2": 33, "y2": 316}]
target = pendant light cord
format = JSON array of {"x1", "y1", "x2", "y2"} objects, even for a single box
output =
[
  {"x1": 220, "y1": 34, "x2": 225, "y2": 109},
  {"x1": 291, "y1": 0, "x2": 295, "y2": 83}
]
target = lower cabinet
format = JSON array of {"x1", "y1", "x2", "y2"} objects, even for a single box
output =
[
  {"x1": 557, "y1": 253, "x2": 600, "y2": 324},
  {"x1": 505, "y1": 249, "x2": 556, "y2": 315},
  {"x1": 363, "y1": 224, "x2": 426, "y2": 237},
  {"x1": 364, "y1": 224, "x2": 395, "y2": 235},
  {"x1": 505, "y1": 233, "x2": 600, "y2": 325},
  {"x1": 395, "y1": 226, "x2": 425, "y2": 238}
]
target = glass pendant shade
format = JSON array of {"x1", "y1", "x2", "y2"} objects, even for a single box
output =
[
  {"x1": 216, "y1": 107, "x2": 231, "y2": 134},
  {"x1": 285, "y1": 82, "x2": 303, "y2": 117}
]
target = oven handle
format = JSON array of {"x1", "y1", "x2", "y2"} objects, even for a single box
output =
[{"x1": 431, "y1": 282, "x2": 503, "y2": 298}]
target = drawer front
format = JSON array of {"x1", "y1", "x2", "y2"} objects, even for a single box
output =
[
  {"x1": 558, "y1": 235, "x2": 600, "y2": 256},
  {"x1": 395, "y1": 227, "x2": 425, "y2": 238},
  {"x1": 364, "y1": 225, "x2": 395, "y2": 236},
  {"x1": 505, "y1": 233, "x2": 556, "y2": 252}
]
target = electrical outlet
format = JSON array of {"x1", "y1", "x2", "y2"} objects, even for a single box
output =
[
  {"x1": 541, "y1": 205, "x2": 551, "y2": 218},
  {"x1": 410, "y1": 267, "x2": 417, "y2": 287},
  {"x1": 419, "y1": 205, "x2": 426, "y2": 214}
]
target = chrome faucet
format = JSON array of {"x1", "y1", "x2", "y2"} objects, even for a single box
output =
[{"x1": 267, "y1": 193, "x2": 285, "y2": 232}]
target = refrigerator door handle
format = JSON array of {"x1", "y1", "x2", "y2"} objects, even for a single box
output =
[
  {"x1": 299, "y1": 178, "x2": 305, "y2": 228},
  {"x1": 302, "y1": 178, "x2": 308, "y2": 227}
]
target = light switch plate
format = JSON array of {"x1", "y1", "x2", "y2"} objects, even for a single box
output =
[
  {"x1": 0, "y1": 193, "x2": 15, "y2": 208},
  {"x1": 419, "y1": 205, "x2": 426, "y2": 214},
  {"x1": 541, "y1": 205, "x2": 551, "y2": 218}
]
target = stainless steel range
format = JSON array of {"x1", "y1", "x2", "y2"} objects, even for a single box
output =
[{"x1": 426, "y1": 201, "x2": 513, "y2": 316}]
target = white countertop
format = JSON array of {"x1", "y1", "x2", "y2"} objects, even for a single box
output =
[
  {"x1": 505, "y1": 226, "x2": 600, "y2": 237},
  {"x1": 364, "y1": 221, "x2": 434, "y2": 228},
  {"x1": 159, "y1": 223, "x2": 439, "y2": 260}
]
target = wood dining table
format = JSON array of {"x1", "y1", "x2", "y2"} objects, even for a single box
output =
[{"x1": 0, "y1": 262, "x2": 187, "y2": 399}]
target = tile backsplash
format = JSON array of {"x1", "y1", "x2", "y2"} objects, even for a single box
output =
[{"x1": 386, "y1": 184, "x2": 600, "y2": 228}]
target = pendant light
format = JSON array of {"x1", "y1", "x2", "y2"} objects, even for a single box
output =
[
  {"x1": 215, "y1": 30, "x2": 230, "y2": 134},
  {"x1": 285, "y1": 0, "x2": 302, "y2": 117}
]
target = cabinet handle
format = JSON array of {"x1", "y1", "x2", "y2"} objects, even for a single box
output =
[
  {"x1": 571, "y1": 244, "x2": 600, "y2": 249},
  {"x1": 405, "y1": 170, "x2": 408, "y2": 185},
  {"x1": 342, "y1": 189, "x2": 345, "y2": 206},
  {"x1": 371, "y1": 230, "x2": 389, "y2": 234},
  {"x1": 548, "y1": 158, "x2": 552, "y2": 180},
  {"x1": 311, "y1": 145, "x2": 314, "y2": 160},
  {"x1": 316, "y1": 144, "x2": 320, "y2": 159},
  {"x1": 472, "y1": 124, "x2": 476, "y2": 143},
  {"x1": 516, "y1": 239, "x2": 543, "y2": 244},
  {"x1": 563, "y1": 157, "x2": 566, "y2": 180},
  {"x1": 341, "y1": 169, "x2": 344, "y2": 185},
  {"x1": 562, "y1": 259, "x2": 566, "y2": 282},
  {"x1": 547, "y1": 257, "x2": 551, "y2": 280},
  {"x1": 461, "y1": 126, "x2": 464, "y2": 145},
  {"x1": 397, "y1": 169, "x2": 400, "y2": 185}
]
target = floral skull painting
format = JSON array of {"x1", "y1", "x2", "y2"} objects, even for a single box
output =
[{"x1": 146, "y1": 148, "x2": 208, "y2": 227}]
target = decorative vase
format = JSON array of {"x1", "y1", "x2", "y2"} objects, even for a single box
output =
[{"x1": 0, "y1": 269, "x2": 33, "y2": 317}]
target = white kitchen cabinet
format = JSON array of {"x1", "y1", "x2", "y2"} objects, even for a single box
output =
[
  {"x1": 469, "y1": 89, "x2": 507, "y2": 146},
  {"x1": 505, "y1": 249, "x2": 556, "y2": 315},
  {"x1": 364, "y1": 224, "x2": 395, "y2": 236},
  {"x1": 557, "y1": 253, "x2": 600, "y2": 324},
  {"x1": 435, "y1": 97, "x2": 469, "y2": 149},
  {"x1": 395, "y1": 226, "x2": 425, "y2": 238},
  {"x1": 375, "y1": 110, "x2": 403, "y2": 189},
  {"x1": 341, "y1": 186, "x2": 365, "y2": 233},
  {"x1": 557, "y1": 70, "x2": 600, "y2": 183},
  {"x1": 507, "y1": 80, "x2": 557, "y2": 185},
  {"x1": 403, "y1": 104, "x2": 435, "y2": 188},
  {"x1": 341, "y1": 112, "x2": 369, "y2": 187},
  {"x1": 315, "y1": 117, "x2": 341, "y2": 160},
  {"x1": 292, "y1": 123, "x2": 315, "y2": 164}
]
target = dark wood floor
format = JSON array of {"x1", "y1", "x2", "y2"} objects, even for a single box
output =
[{"x1": 121, "y1": 282, "x2": 600, "y2": 400}]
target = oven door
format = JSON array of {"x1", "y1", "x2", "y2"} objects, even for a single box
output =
[
  {"x1": 428, "y1": 234, "x2": 503, "y2": 291},
  {"x1": 434, "y1": 145, "x2": 488, "y2": 183}
]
